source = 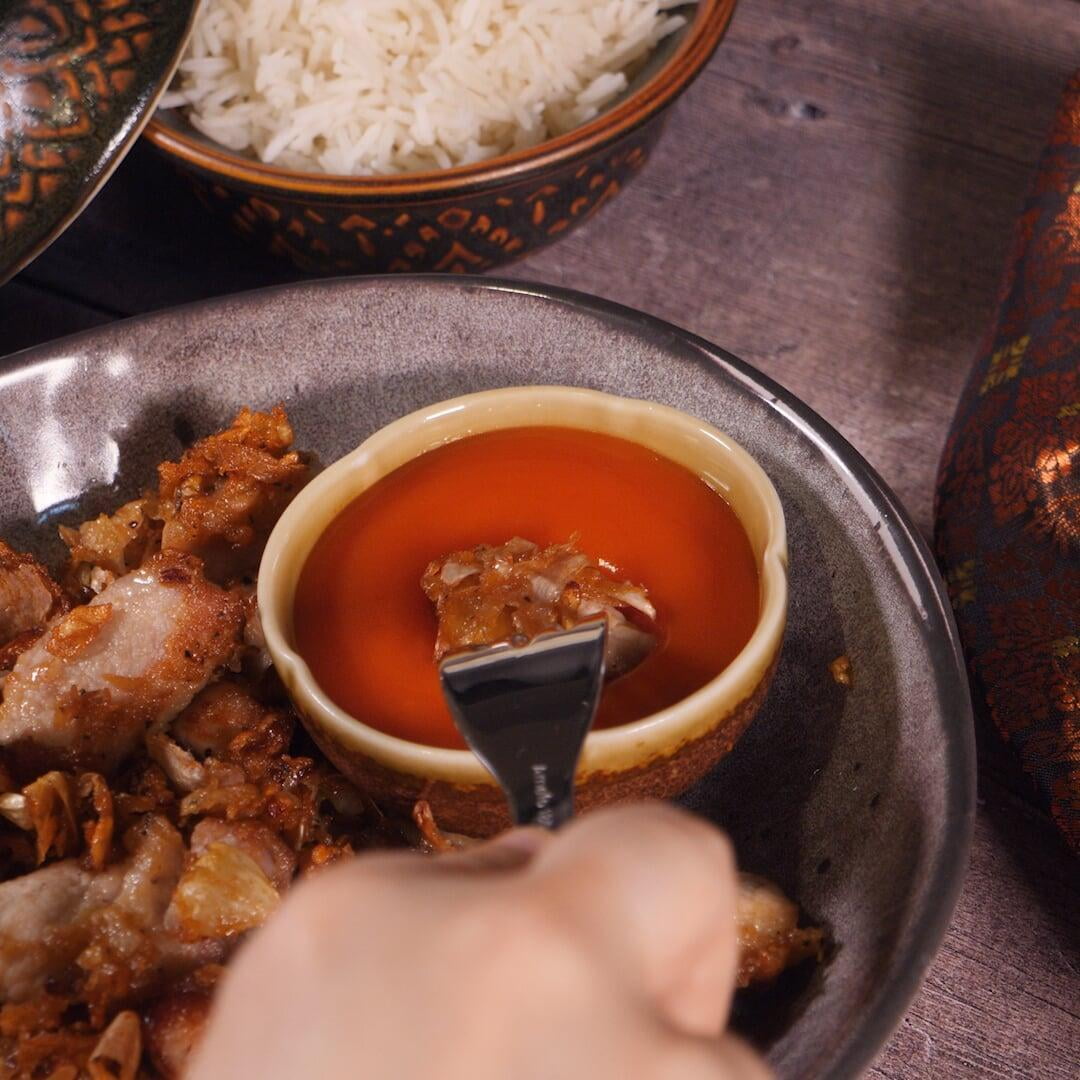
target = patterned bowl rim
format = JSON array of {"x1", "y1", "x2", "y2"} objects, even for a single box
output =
[
  {"x1": 0, "y1": 1, "x2": 201, "y2": 286},
  {"x1": 142, "y1": 0, "x2": 738, "y2": 196}
]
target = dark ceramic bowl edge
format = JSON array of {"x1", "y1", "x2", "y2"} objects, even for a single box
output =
[
  {"x1": 0, "y1": 3, "x2": 203, "y2": 286},
  {"x1": 146, "y1": 109, "x2": 667, "y2": 204},
  {"x1": 473, "y1": 276, "x2": 977, "y2": 1080}
]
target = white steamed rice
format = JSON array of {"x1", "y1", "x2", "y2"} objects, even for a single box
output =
[{"x1": 160, "y1": 0, "x2": 689, "y2": 176}]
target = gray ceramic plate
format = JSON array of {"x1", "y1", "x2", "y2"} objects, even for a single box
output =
[{"x1": 0, "y1": 277, "x2": 974, "y2": 1079}]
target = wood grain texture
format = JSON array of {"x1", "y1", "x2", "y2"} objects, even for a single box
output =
[
  {"x1": 506, "y1": 0, "x2": 1080, "y2": 534},
  {"x1": 2, "y1": 0, "x2": 1079, "y2": 1075}
]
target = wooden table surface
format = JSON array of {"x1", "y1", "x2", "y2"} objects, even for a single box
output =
[{"x1": 3, "y1": 0, "x2": 1078, "y2": 1075}]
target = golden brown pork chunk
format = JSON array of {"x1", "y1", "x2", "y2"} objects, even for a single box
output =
[
  {"x1": 0, "y1": 541, "x2": 68, "y2": 670},
  {"x1": 59, "y1": 497, "x2": 163, "y2": 597},
  {"x1": 0, "y1": 552, "x2": 244, "y2": 778},
  {"x1": 421, "y1": 536, "x2": 658, "y2": 678},
  {"x1": 156, "y1": 405, "x2": 309, "y2": 582},
  {"x1": 0, "y1": 815, "x2": 234, "y2": 1078},
  {"x1": 61, "y1": 406, "x2": 309, "y2": 593},
  {"x1": 0, "y1": 814, "x2": 218, "y2": 1008},
  {"x1": 736, "y1": 874, "x2": 824, "y2": 987}
]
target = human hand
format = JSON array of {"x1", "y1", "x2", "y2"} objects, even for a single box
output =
[{"x1": 189, "y1": 802, "x2": 770, "y2": 1079}]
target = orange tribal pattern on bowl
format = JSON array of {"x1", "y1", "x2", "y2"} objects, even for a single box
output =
[
  {"x1": 174, "y1": 136, "x2": 656, "y2": 275},
  {"x1": 141, "y1": 0, "x2": 741, "y2": 275},
  {"x1": 0, "y1": 0, "x2": 196, "y2": 283},
  {"x1": 935, "y1": 71, "x2": 1080, "y2": 854}
]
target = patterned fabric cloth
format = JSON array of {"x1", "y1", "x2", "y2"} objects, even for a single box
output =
[{"x1": 935, "y1": 72, "x2": 1080, "y2": 854}]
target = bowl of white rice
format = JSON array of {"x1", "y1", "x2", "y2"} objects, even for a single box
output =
[{"x1": 145, "y1": 0, "x2": 737, "y2": 274}]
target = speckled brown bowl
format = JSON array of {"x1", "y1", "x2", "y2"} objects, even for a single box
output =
[
  {"x1": 141, "y1": 1, "x2": 737, "y2": 274},
  {"x1": 259, "y1": 387, "x2": 787, "y2": 836}
]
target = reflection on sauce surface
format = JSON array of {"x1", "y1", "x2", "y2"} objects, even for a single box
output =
[{"x1": 293, "y1": 427, "x2": 760, "y2": 749}]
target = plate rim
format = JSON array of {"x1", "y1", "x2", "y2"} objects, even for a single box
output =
[{"x1": 0, "y1": 274, "x2": 976, "y2": 1079}]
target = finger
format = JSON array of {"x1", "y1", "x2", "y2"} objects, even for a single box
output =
[
  {"x1": 660, "y1": 1032, "x2": 774, "y2": 1080},
  {"x1": 446, "y1": 826, "x2": 553, "y2": 872},
  {"x1": 714, "y1": 1034, "x2": 774, "y2": 1080},
  {"x1": 294, "y1": 823, "x2": 550, "y2": 885},
  {"x1": 526, "y1": 802, "x2": 739, "y2": 1037}
]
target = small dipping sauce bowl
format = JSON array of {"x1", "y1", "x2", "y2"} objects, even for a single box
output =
[{"x1": 259, "y1": 387, "x2": 787, "y2": 836}]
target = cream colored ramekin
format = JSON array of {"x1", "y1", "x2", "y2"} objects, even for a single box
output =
[{"x1": 259, "y1": 387, "x2": 787, "y2": 835}]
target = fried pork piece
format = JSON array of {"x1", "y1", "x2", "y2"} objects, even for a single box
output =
[
  {"x1": 0, "y1": 860, "x2": 125, "y2": 1005},
  {"x1": 421, "y1": 536, "x2": 658, "y2": 678},
  {"x1": 736, "y1": 873, "x2": 824, "y2": 987},
  {"x1": 165, "y1": 683, "x2": 321, "y2": 844},
  {"x1": 59, "y1": 497, "x2": 163, "y2": 597},
  {"x1": 60, "y1": 407, "x2": 309, "y2": 592},
  {"x1": 170, "y1": 679, "x2": 274, "y2": 761},
  {"x1": 156, "y1": 405, "x2": 309, "y2": 582},
  {"x1": 0, "y1": 815, "x2": 220, "y2": 1008},
  {"x1": 0, "y1": 818, "x2": 237, "y2": 1078},
  {"x1": 0, "y1": 541, "x2": 68, "y2": 670},
  {"x1": 151, "y1": 680, "x2": 393, "y2": 858},
  {"x1": 162, "y1": 683, "x2": 391, "y2": 859},
  {"x1": 188, "y1": 818, "x2": 297, "y2": 893},
  {"x1": 0, "y1": 553, "x2": 243, "y2": 778}
]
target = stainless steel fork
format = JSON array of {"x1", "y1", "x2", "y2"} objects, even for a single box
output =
[{"x1": 438, "y1": 622, "x2": 607, "y2": 829}]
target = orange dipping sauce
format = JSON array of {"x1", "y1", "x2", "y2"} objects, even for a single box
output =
[{"x1": 293, "y1": 427, "x2": 760, "y2": 749}]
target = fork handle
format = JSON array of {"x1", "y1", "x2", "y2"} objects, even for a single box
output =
[
  {"x1": 508, "y1": 770, "x2": 574, "y2": 830},
  {"x1": 439, "y1": 623, "x2": 607, "y2": 834}
]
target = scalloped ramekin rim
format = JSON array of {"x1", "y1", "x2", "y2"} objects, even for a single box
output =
[{"x1": 258, "y1": 386, "x2": 787, "y2": 784}]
